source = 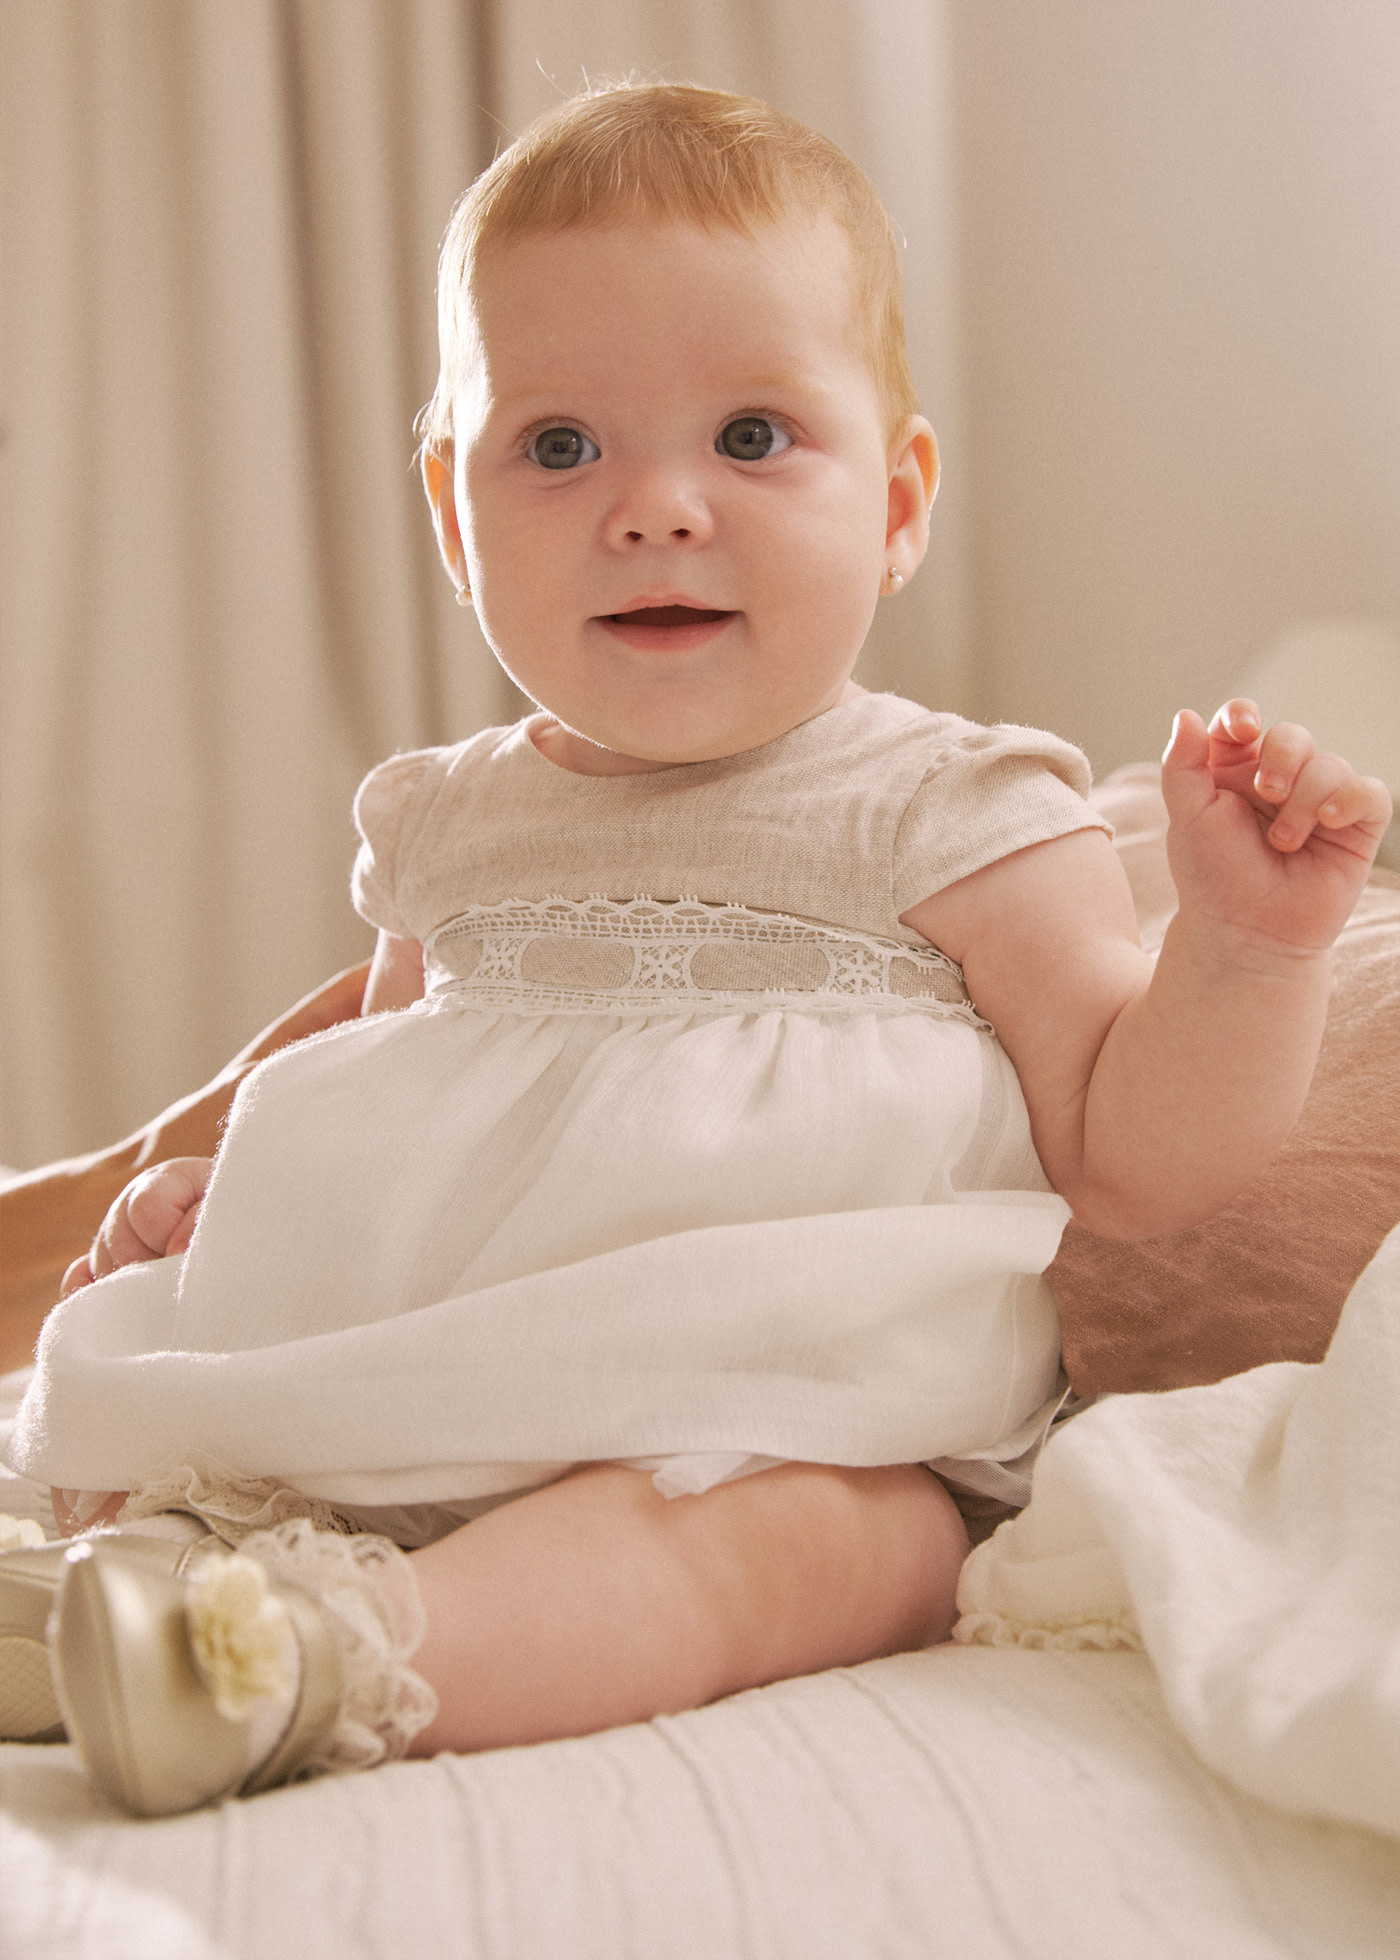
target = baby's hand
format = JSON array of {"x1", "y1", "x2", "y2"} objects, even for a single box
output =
[
  {"x1": 59, "y1": 1157, "x2": 213, "y2": 1299},
  {"x1": 1161, "y1": 700, "x2": 1393, "y2": 956}
]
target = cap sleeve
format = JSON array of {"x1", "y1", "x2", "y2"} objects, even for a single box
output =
[
  {"x1": 892, "y1": 721, "x2": 1113, "y2": 913},
  {"x1": 351, "y1": 748, "x2": 450, "y2": 939}
]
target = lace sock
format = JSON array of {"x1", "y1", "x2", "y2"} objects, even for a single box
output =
[{"x1": 214, "y1": 1519, "x2": 438, "y2": 1776}]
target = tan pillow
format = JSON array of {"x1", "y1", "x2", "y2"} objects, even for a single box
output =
[{"x1": 1049, "y1": 765, "x2": 1400, "y2": 1396}]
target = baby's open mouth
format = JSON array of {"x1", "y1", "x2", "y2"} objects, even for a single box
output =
[
  {"x1": 598, "y1": 603, "x2": 738, "y2": 650},
  {"x1": 607, "y1": 605, "x2": 732, "y2": 627}
]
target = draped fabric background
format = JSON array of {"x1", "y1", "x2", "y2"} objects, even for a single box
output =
[
  {"x1": 4, "y1": 1, "x2": 1400, "y2": 1167},
  {"x1": 0, "y1": 0, "x2": 962, "y2": 1166},
  {"x1": 1, "y1": 1, "x2": 499, "y2": 1166}
]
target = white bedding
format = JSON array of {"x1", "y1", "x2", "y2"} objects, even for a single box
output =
[
  {"x1": 6, "y1": 1647, "x2": 1400, "y2": 1959},
  {"x1": 5, "y1": 1362, "x2": 1400, "y2": 1957},
  {"x1": 959, "y1": 1220, "x2": 1400, "y2": 1844}
]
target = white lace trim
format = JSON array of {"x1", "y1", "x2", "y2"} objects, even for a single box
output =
[
  {"x1": 119, "y1": 1458, "x2": 358, "y2": 1545},
  {"x1": 952, "y1": 1607, "x2": 1144, "y2": 1652},
  {"x1": 424, "y1": 896, "x2": 989, "y2": 1025},
  {"x1": 239, "y1": 1519, "x2": 438, "y2": 1775},
  {"x1": 119, "y1": 1465, "x2": 437, "y2": 1773}
]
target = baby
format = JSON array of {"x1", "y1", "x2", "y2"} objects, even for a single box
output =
[{"x1": 2, "y1": 84, "x2": 1390, "y2": 1817}]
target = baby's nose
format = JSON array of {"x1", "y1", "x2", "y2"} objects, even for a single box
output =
[{"x1": 606, "y1": 468, "x2": 714, "y2": 549}]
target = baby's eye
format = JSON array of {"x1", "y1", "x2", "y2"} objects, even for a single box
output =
[
  {"x1": 528, "y1": 427, "x2": 600, "y2": 470},
  {"x1": 717, "y1": 416, "x2": 792, "y2": 462}
]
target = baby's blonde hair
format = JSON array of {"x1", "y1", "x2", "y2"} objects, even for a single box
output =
[{"x1": 418, "y1": 82, "x2": 920, "y2": 453}]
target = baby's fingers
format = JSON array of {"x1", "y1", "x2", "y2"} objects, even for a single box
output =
[
  {"x1": 59, "y1": 1254, "x2": 95, "y2": 1300},
  {"x1": 1207, "y1": 698, "x2": 1264, "y2": 762},
  {"x1": 89, "y1": 1157, "x2": 212, "y2": 1280},
  {"x1": 89, "y1": 1194, "x2": 159, "y2": 1280},
  {"x1": 163, "y1": 1180, "x2": 210, "y2": 1256},
  {"x1": 1265, "y1": 754, "x2": 1390, "y2": 854},
  {"x1": 1159, "y1": 708, "x2": 1215, "y2": 828},
  {"x1": 124, "y1": 1158, "x2": 212, "y2": 1258},
  {"x1": 1316, "y1": 772, "x2": 1393, "y2": 835},
  {"x1": 1250, "y1": 722, "x2": 1317, "y2": 808}
]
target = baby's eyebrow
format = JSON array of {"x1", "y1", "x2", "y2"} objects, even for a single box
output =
[
  {"x1": 493, "y1": 364, "x2": 834, "y2": 408},
  {"x1": 722, "y1": 366, "x2": 821, "y2": 396}
]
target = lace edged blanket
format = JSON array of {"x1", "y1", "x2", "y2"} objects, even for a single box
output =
[{"x1": 953, "y1": 1221, "x2": 1400, "y2": 1841}]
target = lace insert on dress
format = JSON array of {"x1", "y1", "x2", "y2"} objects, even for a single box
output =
[{"x1": 423, "y1": 897, "x2": 990, "y2": 1024}]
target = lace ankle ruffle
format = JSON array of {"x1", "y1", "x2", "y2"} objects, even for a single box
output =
[
  {"x1": 237, "y1": 1518, "x2": 438, "y2": 1773},
  {"x1": 952, "y1": 1608, "x2": 1143, "y2": 1652},
  {"x1": 118, "y1": 1457, "x2": 358, "y2": 1546},
  {"x1": 119, "y1": 1465, "x2": 436, "y2": 1773}
]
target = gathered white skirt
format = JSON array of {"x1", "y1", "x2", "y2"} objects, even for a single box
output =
[{"x1": 10, "y1": 903, "x2": 1070, "y2": 1528}]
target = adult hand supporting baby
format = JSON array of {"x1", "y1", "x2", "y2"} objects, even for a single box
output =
[{"x1": 0, "y1": 960, "x2": 371, "y2": 1372}]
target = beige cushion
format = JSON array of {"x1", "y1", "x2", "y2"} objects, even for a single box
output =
[{"x1": 1050, "y1": 765, "x2": 1400, "y2": 1396}]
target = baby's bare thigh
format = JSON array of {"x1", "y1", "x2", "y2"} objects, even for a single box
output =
[
  {"x1": 408, "y1": 1458, "x2": 969, "y2": 1754},
  {"x1": 540, "y1": 1458, "x2": 970, "y2": 1696},
  {"x1": 682, "y1": 1460, "x2": 970, "y2": 1683}
]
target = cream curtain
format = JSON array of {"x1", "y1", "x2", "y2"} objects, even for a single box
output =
[{"x1": 0, "y1": 0, "x2": 962, "y2": 1167}]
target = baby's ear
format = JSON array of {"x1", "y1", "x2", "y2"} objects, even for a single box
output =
[
  {"x1": 885, "y1": 416, "x2": 939, "y2": 564},
  {"x1": 421, "y1": 441, "x2": 468, "y2": 589}
]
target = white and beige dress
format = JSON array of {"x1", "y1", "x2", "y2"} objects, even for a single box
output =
[{"x1": 10, "y1": 692, "x2": 1110, "y2": 1542}]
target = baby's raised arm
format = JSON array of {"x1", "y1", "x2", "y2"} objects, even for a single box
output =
[{"x1": 905, "y1": 701, "x2": 1393, "y2": 1239}]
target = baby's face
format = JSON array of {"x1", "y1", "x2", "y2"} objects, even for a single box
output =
[{"x1": 441, "y1": 215, "x2": 931, "y2": 772}]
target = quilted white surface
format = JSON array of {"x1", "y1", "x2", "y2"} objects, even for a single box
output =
[
  {"x1": 5, "y1": 1369, "x2": 1400, "y2": 1956},
  {"x1": 4, "y1": 1646, "x2": 1400, "y2": 1960}
]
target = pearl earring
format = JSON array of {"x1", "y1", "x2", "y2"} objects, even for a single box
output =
[
  {"x1": 455, "y1": 584, "x2": 472, "y2": 607},
  {"x1": 887, "y1": 568, "x2": 904, "y2": 592}
]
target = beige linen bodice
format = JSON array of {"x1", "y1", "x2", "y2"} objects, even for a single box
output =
[{"x1": 352, "y1": 692, "x2": 1109, "y2": 966}]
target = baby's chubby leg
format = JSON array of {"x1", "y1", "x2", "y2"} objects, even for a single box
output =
[{"x1": 409, "y1": 1459, "x2": 967, "y2": 1754}]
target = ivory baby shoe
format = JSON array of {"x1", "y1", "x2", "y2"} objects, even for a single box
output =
[
  {"x1": 0, "y1": 1514, "x2": 217, "y2": 1744},
  {"x1": 52, "y1": 1538, "x2": 343, "y2": 1817}
]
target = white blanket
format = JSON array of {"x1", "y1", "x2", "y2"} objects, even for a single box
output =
[{"x1": 957, "y1": 1220, "x2": 1400, "y2": 1840}]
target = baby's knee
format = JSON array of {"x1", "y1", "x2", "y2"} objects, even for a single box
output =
[
  {"x1": 866, "y1": 1465, "x2": 970, "y2": 1647},
  {"x1": 798, "y1": 1462, "x2": 969, "y2": 1650}
]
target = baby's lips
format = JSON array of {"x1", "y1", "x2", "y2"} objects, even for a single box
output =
[{"x1": 603, "y1": 602, "x2": 735, "y2": 627}]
